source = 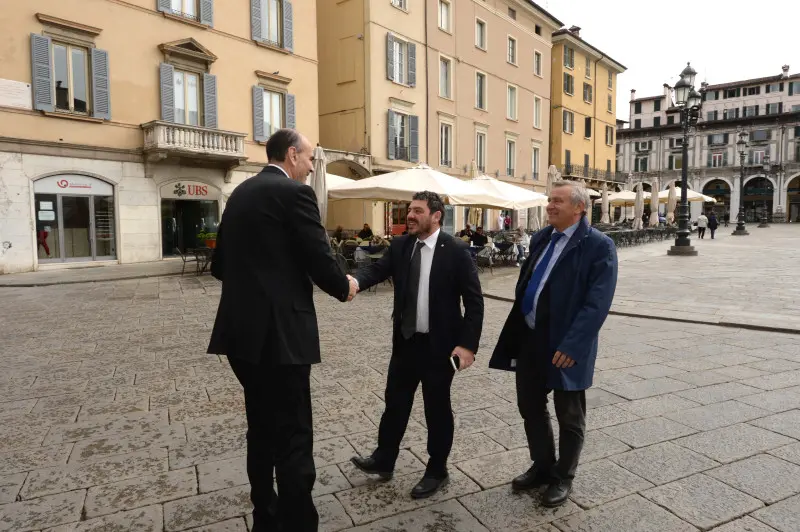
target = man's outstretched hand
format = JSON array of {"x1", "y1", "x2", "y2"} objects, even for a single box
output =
[{"x1": 347, "y1": 275, "x2": 359, "y2": 302}]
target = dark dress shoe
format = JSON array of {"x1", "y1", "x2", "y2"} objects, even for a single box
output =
[
  {"x1": 541, "y1": 480, "x2": 572, "y2": 507},
  {"x1": 511, "y1": 465, "x2": 552, "y2": 491},
  {"x1": 350, "y1": 456, "x2": 393, "y2": 480},
  {"x1": 411, "y1": 474, "x2": 449, "y2": 499}
]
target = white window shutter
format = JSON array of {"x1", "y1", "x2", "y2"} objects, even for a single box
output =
[
  {"x1": 282, "y1": 0, "x2": 294, "y2": 52},
  {"x1": 159, "y1": 63, "x2": 175, "y2": 122},
  {"x1": 91, "y1": 48, "x2": 111, "y2": 120},
  {"x1": 253, "y1": 86, "x2": 265, "y2": 142},
  {"x1": 203, "y1": 73, "x2": 217, "y2": 129},
  {"x1": 30, "y1": 33, "x2": 54, "y2": 112}
]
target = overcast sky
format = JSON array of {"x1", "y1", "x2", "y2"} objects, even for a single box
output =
[{"x1": 543, "y1": 0, "x2": 800, "y2": 122}]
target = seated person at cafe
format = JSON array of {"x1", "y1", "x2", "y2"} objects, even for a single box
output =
[
  {"x1": 459, "y1": 224, "x2": 474, "y2": 238},
  {"x1": 358, "y1": 223, "x2": 374, "y2": 240},
  {"x1": 332, "y1": 225, "x2": 345, "y2": 242},
  {"x1": 470, "y1": 226, "x2": 488, "y2": 247}
]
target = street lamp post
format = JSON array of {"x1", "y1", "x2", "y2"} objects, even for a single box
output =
[
  {"x1": 668, "y1": 63, "x2": 703, "y2": 257},
  {"x1": 732, "y1": 131, "x2": 750, "y2": 235},
  {"x1": 759, "y1": 153, "x2": 771, "y2": 228}
]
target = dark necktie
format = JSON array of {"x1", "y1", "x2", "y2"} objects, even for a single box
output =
[
  {"x1": 401, "y1": 241, "x2": 426, "y2": 339},
  {"x1": 521, "y1": 232, "x2": 565, "y2": 317}
]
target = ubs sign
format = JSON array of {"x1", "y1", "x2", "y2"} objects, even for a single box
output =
[{"x1": 161, "y1": 181, "x2": 219, "y2": 200}]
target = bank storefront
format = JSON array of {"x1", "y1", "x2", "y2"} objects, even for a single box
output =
[
  {"x1": 33, "y1": 175, "x2": 117, "y2": 263},
  {"x1": 159, "y1": 180, "x2": 222, "y2": 257}
]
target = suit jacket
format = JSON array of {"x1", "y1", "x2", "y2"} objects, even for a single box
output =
[
  {"x1": 489, "y1": 217, "x2": 618, "y2": 390},
  {"x1": 207, "y1": 166, "x2": 350, "y2": 365},
  {"x1": 355, "y1": 231, "x2": 484, "y2": 358}
]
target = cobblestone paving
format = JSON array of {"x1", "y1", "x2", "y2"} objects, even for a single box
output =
[{"x1": 2, "y1": 273, "x2": 800, "y2": 531}]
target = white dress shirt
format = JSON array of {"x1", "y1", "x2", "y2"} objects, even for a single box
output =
[
  {"x1": 524, "y1": 220, "x2": 580, "y2": 329},
  {"x1": 268, "y1": 164, "x2": 291, "y2": 180},
  {"x1": 412, "y1": 229, "x2": 440, "y2": 334}
]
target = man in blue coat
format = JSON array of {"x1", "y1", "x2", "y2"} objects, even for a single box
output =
[{"x1": 489, "y1": 180, "x2": 618, "y2": 508}]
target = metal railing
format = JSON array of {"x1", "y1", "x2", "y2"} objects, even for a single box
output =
[
  {"x1": 560, "y1": 165, "x2": 628, "y2": 183},
  {"x1": 395, "y1": 146, "x2": 410, "y2": 161},
  {"x1": 142, "y1": 121, "x2": 247, "y2": 160},
  {"x1": 166, "y1": 8, "x2": 199, "y2": 21}
]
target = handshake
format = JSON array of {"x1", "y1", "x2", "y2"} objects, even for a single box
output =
[{"x1": 346, "y1": 274, "x2": 360, "y2": 302}]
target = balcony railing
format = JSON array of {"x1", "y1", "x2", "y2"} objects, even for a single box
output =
[
  {"x1": 142, "y1": 121, "x2": 247, "y2": 163},
  {"x1": 561, "y1": 165, "x2": 628, "y2": 183},
  {"x1": 393, "y1": 146, "x2": 410, "y2": 162}
]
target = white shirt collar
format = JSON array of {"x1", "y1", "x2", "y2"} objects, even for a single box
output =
[
  {"x1": 417, "y1": 228, "x2": 440, "y2": 250},
  {"x1": 268, "y1": 164, "x2": 291, "y2": 180}
]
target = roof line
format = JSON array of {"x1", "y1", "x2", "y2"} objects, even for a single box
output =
[
  {"x1": 551, "y1": 29, "x2": 626, "y2": 71},
  {"x1": 521, "y1": 0, "x2": 564, "y2": 28}
]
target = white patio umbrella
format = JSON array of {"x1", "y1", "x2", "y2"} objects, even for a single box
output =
[
  {"x1": 326, "y1": 173, "x2": 354, "y2": 189},
  {"x1": 600, "y1": 183, "x2": 610, "y2": 224},
  {"x1": 603, "y1": 189, "x2": 650, "y2": 206},
  {"x1": 468, "y1": 175, "x2": 549, "y2": 210},
  {"x1": 667, "y1": 180, "x2": 677, "y2": 224},
  {"x1": 542, "y1": 165, "x2": 561, "y2": 227},
  {"x1": 633, "y1": 184, "x2": 645, "y2": 230},
  {"x1": 327, "y1": 164, "x2": 509, "y2": 208},
  {"x1": 657, "y1": 188, "x2": 716, "y2": 204},
  {"x1": 649, "y1": 177, "x2": 660, "y2": 227},
  {"x1": 311, "y1": 145, "x2": 329, "y2": 226}
]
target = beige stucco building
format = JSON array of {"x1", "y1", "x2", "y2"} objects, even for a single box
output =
[
  {"x1": 0, "y1": 0, "x2": 318, "y2": 274},
  {"x1": 318, "y1": 0, "x2": 562, "y2": 234}
]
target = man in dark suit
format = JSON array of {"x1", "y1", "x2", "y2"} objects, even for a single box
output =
[
  {"x1": 348, "y1": 191, "x2": 484, "y2": 498},
  {"x1": 208, "y1": 129, "x2": 357, "y2": 532},
  {"x1": 490, "y1": 180, "x2": 618, "y2": 508}
]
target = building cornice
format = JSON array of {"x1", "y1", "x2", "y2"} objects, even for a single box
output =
[{"x1": 551, "y1": 31, "x2": 626, "y2": 73}]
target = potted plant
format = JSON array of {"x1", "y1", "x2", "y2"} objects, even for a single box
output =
[{"x1": 197, "y1": 231, "x2": 218, "y2": 249}]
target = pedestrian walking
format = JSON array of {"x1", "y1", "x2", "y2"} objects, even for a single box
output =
[
  {"x1": 723, "y1": 211, "x2": 729, "y2": 227},
  {"x1": 490, "y1": 180, "x2": 618, "y2": 508},
  {"x1": 697, "y1": 212, "x2": 709, "y2": 239},
  {"x1": 348, "y1": 191, "x2": 484, "y2": 499},
  {"x1": 207, "y1": 128, "x2": 358, "y2": 532},
  {"x1": 708, "y1": 212, "x2": 719, "y2": 239}
]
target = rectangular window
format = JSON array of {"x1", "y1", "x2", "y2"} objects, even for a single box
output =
[
  {"x1": 392, "y1": 112, "x2": 410, "y2": 160},
  {"x1": 506, "y1": 139, "x2": 516, "y2": 175},
  {"x1": 392, "y1": 37, "x2": 409, "y2": 85},
  {"x1": 746, "y1": 86, "x2": 760, "y2": 96},
  {"x1": 706, "y1": 91, "x2": 719, "y2": 101},
  {"x1": 507, "y1": 37, "x2": 517, "y2": 64},
  {"x1": 711, "y1": 153, "x2": 723, "y2": 167},
  {"x1": 174, "y1": 70, "x2": 200, "y2": 125},
  {"x1": 438, "y1": 0, "x2": 451, "y2": 32},
  {"x1": 476, "y1": 131, "x2": 486, "y2": 172},
  {"x1": 607, "y1": 94, "x2": 612, "y2": 112},
  {"x1": 634, "y1": 102, "x2": 642, "y2": 114},
  {"x1": 533, "y1": 96, "x2": 542, "y2": 128},
  {"x1": 667, "y1": 115, "x2": 674, "y2": 125},
  {"x1": 635, "y1": 156, "x2": 648, "y2": 172},
  {"x1": 532, "y1": 146, "x2": 540, "y2": 180},
  {"x1": 170, "y1": 0, "x2": 198, "y2": 19},
  {"x1": 654, "y1": 100, "x2": 661, "y2": 112},
  {"x1": 752, "y1": 150, "x2": 765, "y2": 164},
  {"x1": 585, "y1": 56, "x2": 591, "y2": 78},
  {"x1": 260, "y1": 0, "x2": 282, "y2": 45},
  {"x1": 724, "y1": 108, "x2": 740, "y2": 120},
  {"x1": 583, "y1": 83, "x2": 593, "y2": 103},
  {"x1": 766, "y1": 103, "x2": 780, "y2": 115},
  {"x1": 507, "y1": 84, "x2": 517, "y2": 120},
  {"x1": 475, "y1": 19, "x2": 486, "y2": 49},
  {"x1": 654, "y1": 117, "x2": 661, "y2": 127},
  {"x1": 262, "y1": 89, "x2": 283, "y2": 136},
  {"x1": 562, "y1": 110, "x2": 574, "y2": 134},
  {"x1": 744, "y1": 105, "x2": 758, "y2": 117},
  {"x1": 605, "y1": 125, "x2": 613, "y2": 145},
  {"x1": 508, "y1": 7, "x2": 516, "y2": 19},
  {"x1": 584, "y1": 116, "x2": 591, "y2": 138},
  {"x1": 669, "y1": 154, "x2": 683, "y2": 170},
  {"x1": 563, "y1": 46, "x2": 574, "y2": 69},
  {"x1": 439, "y1": 57, "x2": 452, "y2": 98},
  {"x1": 608, "y1": 68, "x2": 613, "y2": 89},
  {"x1": 634, "y1": 119, "x2": 641, "y2": 128},
  {"x1": 706, "y1": 111, "x2": 717, "y2": 121},
  {"x1": 563, "y1": 73, "x2": 574, "y2": 95},
  {"x1": 790, "y1": 81, "x2": 800, "y2": 95},
  {"x1": 439, "y1": 122, "x2": 452, "y2": 167},
  {"x1": 534, "y1": 51, "x2": 542, "y2": 76},
  {"x1": 53, "y1": 42, "x2": 90, "y2": 114},
  {"x1": 535, "y1": 25, "x2": 542, "y2": 36},
  {"x1": 724, "y1": 88, "x2": 738, "y2": 98},
  {"x1": 709, "y1": 133, "x2": 726, "y2": 145},
  {"x1": 475, "y1": 72, "x2": 486, "y2": 110},
  {"x1": 751, "y1": 129, "x2": 770, "y2": 141},
  {"x1": 793, "y1": 104, "x2": 800, "y2": 112}
]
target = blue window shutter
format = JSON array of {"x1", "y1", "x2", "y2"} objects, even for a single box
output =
[
  {"x1": 285, "y1": 93, "x2": 296, "y2": 129},
  {"x1": 408, "y1": 42, "x2": 416, "y2": 87},
  {"x1": 409, "y1": 114, "x2": 419, "y2": 162},
  {"x1": 386, "y1": 34, "x2": 394, "y2": 81},
  {"x1": 251, "y1": 0, "x2": 262, "y2": 41},
  {"x1": 157, "y1": 0, "x2": 171, "y2": 13},
  {"x1": 723, "y1": 151, "x2": 728, "y2": 166},
  {"x1": 283, "y1": 0, "x2": 294, "y2": 52},
  {"x1": 253, "y1": 86, "x2": 265, "y2": 142},
  {"x1": 30, "y1": 34, "x2": 54, "y2": 112},
  {"x1": 160, "y1": 63, "x2": 175, "y2": 122},
  {"x1": 91, "y1": 48, "x2": 111, "y2": 120},
  {"x1": 200, "y1": 0, "x2": 214, "y2": 27},
  {"x1": 387, "y1": 110, "x2": 396, "y2": 160},
  {"x1": 203, "y1": 73, "x2": 217, "y2": 128}
]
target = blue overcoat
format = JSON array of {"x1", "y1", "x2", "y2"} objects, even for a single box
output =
[{"x1": 488, "y1": 217, "x2": 618, "y2": 390}]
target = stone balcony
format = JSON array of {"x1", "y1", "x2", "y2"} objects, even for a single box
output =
[{"x1": 141, "y1": 121, "x2": 248, "y2": 166}]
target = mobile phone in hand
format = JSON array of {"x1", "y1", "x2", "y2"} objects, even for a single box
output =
[{"x1": 450, "y1": 355, "x2": 460, "y2": 371}]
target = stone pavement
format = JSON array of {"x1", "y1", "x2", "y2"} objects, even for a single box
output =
[
  {"x1": 2, "y1": 228, "x2": 800, "y2": 530},
  {"x1": 483, "y1": 223, "x2": 800, "y2": 333}
]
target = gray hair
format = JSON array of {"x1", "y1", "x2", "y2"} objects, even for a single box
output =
[{"x1": 553, "y1": 180, "x2": 590, "y2": 213}]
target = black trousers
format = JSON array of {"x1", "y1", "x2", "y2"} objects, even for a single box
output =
[
  {"x1": 710, "y1": 228, "x2": 716, "y2": 239},
  {"x1": 228, "y1": 357, "x2": 317, "y2": 532},
  {"x1": 698, "y1": 227, "x2": 706, "y2": 238},
  {"x1": 372, "y1": 333, "x2": 455, "y2": 478},
  {"x1": 515, "y1": 343, "x2": 586, "y2": 482}
]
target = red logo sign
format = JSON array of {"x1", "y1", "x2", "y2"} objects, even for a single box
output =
[
  {"x1": 57, "y1": 179, "x2": 69, "y2": 188},
  {"x1": 187, "y1": 185, "x2": 208, "y2": 196}
]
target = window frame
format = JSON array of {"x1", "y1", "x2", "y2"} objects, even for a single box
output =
[
  {"x1": 475, "y1": 130, "x2": 487, "y2": 172},
  {"x1": 563, "y1": 46, "x2": 574, "y2": 69},
  {"x1": 605, "y1": 125, "x2": 613, "y2": 146},
  {"x1": 52, "y1": 41, "x2": 92, "y2": 115},
  {"x1": 475, "y1": 70, "x2": 487, "y2": 110},
  {"x1": 563, "y1": 72, "x2": 574, "y2": 96},
  {"x1": 584, "y1": 116, "x2": 592, "y2": 139},
  {"x1": 475, "y1": 18, "x2": 487, "y2": 50},
  {"x1": 585, "y1": 55, "x2": 591, "y2": 79},
  {"x1": 562, "y1": 109, "x2": 574, "y2": 134},
  {"x1": 439, "y1": 120, "x2": 453, "y2": 168},
  {"x1": 506, "y1": 138, "x2": 516, "y2": 176},
  {"x1": 711, "y1": 153, "x2": 723, "y2": 168},
  {"x1": 506, "y1": 83, "x2": 518, "y2": 121},
  {"x1": 170, "y1": 0, "x2": 199, "y2": 20},
  {"x1": 258, "y1": 0, "x2": 283, "y2": 46},
  {"x1": 507, "y1": 35, "x2": 517, "y2": 66},
  {"x1": 608, "y1": 68, "x2": 613, "y2": 89},
  {"x1": 607, "y1": 93, "x2": 612, "y2": 113},
  {"x1": 533, "y1": 95, "x2": 542, "y2": 129},
  {"x1": 391, "y1": 36, "x2": 410, "y2": 86},
  {"x1": 438, "y1": 54, "x2": 453, "y2": 99},
  {"x1": 533, "y1": 50, "x2": 542, "y2": 77},
  {"x1": 438, "y1": 0, "x2": 452, "y2": 33},
  {"x1": 173, "y1": 68, "x2": 203, "y2": 126},
  {"x1": 391, "y1": 110, "x2": 411, "y2": 161},
  {"x1": 583, "y1": 82, "x2": 593, "y2": 103},
  {"x1": 261, "y1": 86, "x2": 285, "y2": 136},
  {"x1": 531, "y1": 145, "x2": 540, "y2": 180}
]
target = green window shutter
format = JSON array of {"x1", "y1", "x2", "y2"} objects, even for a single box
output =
[
  {"x1": 203, "y1": 73, "x2": 217, "y2": 128},
  {"x1": 90, "y1": 48, "x2": 111, "y2": 120},
  {"x1": 282, "y1": 0, "x2": 293, "y2": 52},
  {"x1": 30, "y1": 33, "x2": 54, "y2": 112},
  {"x1": 159, "y1": 63, "x2": 175, "y2": 122},
  {"x1": 252, "y1": 86, "x2": 265, "y2": 142},
  {"x1": 668, "y1": 155, "x2": 673, "y2": 170}
]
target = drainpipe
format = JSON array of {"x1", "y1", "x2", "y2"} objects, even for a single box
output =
[
  {"x1": 423, "y1": 0, "x2": 430, "y2": 167},
  {"x1": 593, "y1": 54, "x2": 604, "y2": 183}
]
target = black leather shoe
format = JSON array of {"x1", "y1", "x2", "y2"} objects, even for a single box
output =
[
  {"x1": 410, "y1": 474, "x2": 449, "y2": 499},
  {"x1": 511, "y1": 465, "x2": 552, "y2": 492},
  {"x1": 350, "y1": 456, "x2": 393, "y2": 480},
  {"x1": 541, "y1": 480, "x2": 572, "y2": 507}
]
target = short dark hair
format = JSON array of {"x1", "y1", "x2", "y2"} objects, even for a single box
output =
[
  {"x1": 266, "y1": 128, "x2": 302, "y2": 162},
  {"x1": 412, "y1": 191, "x2": 445, "y2": 223}
]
